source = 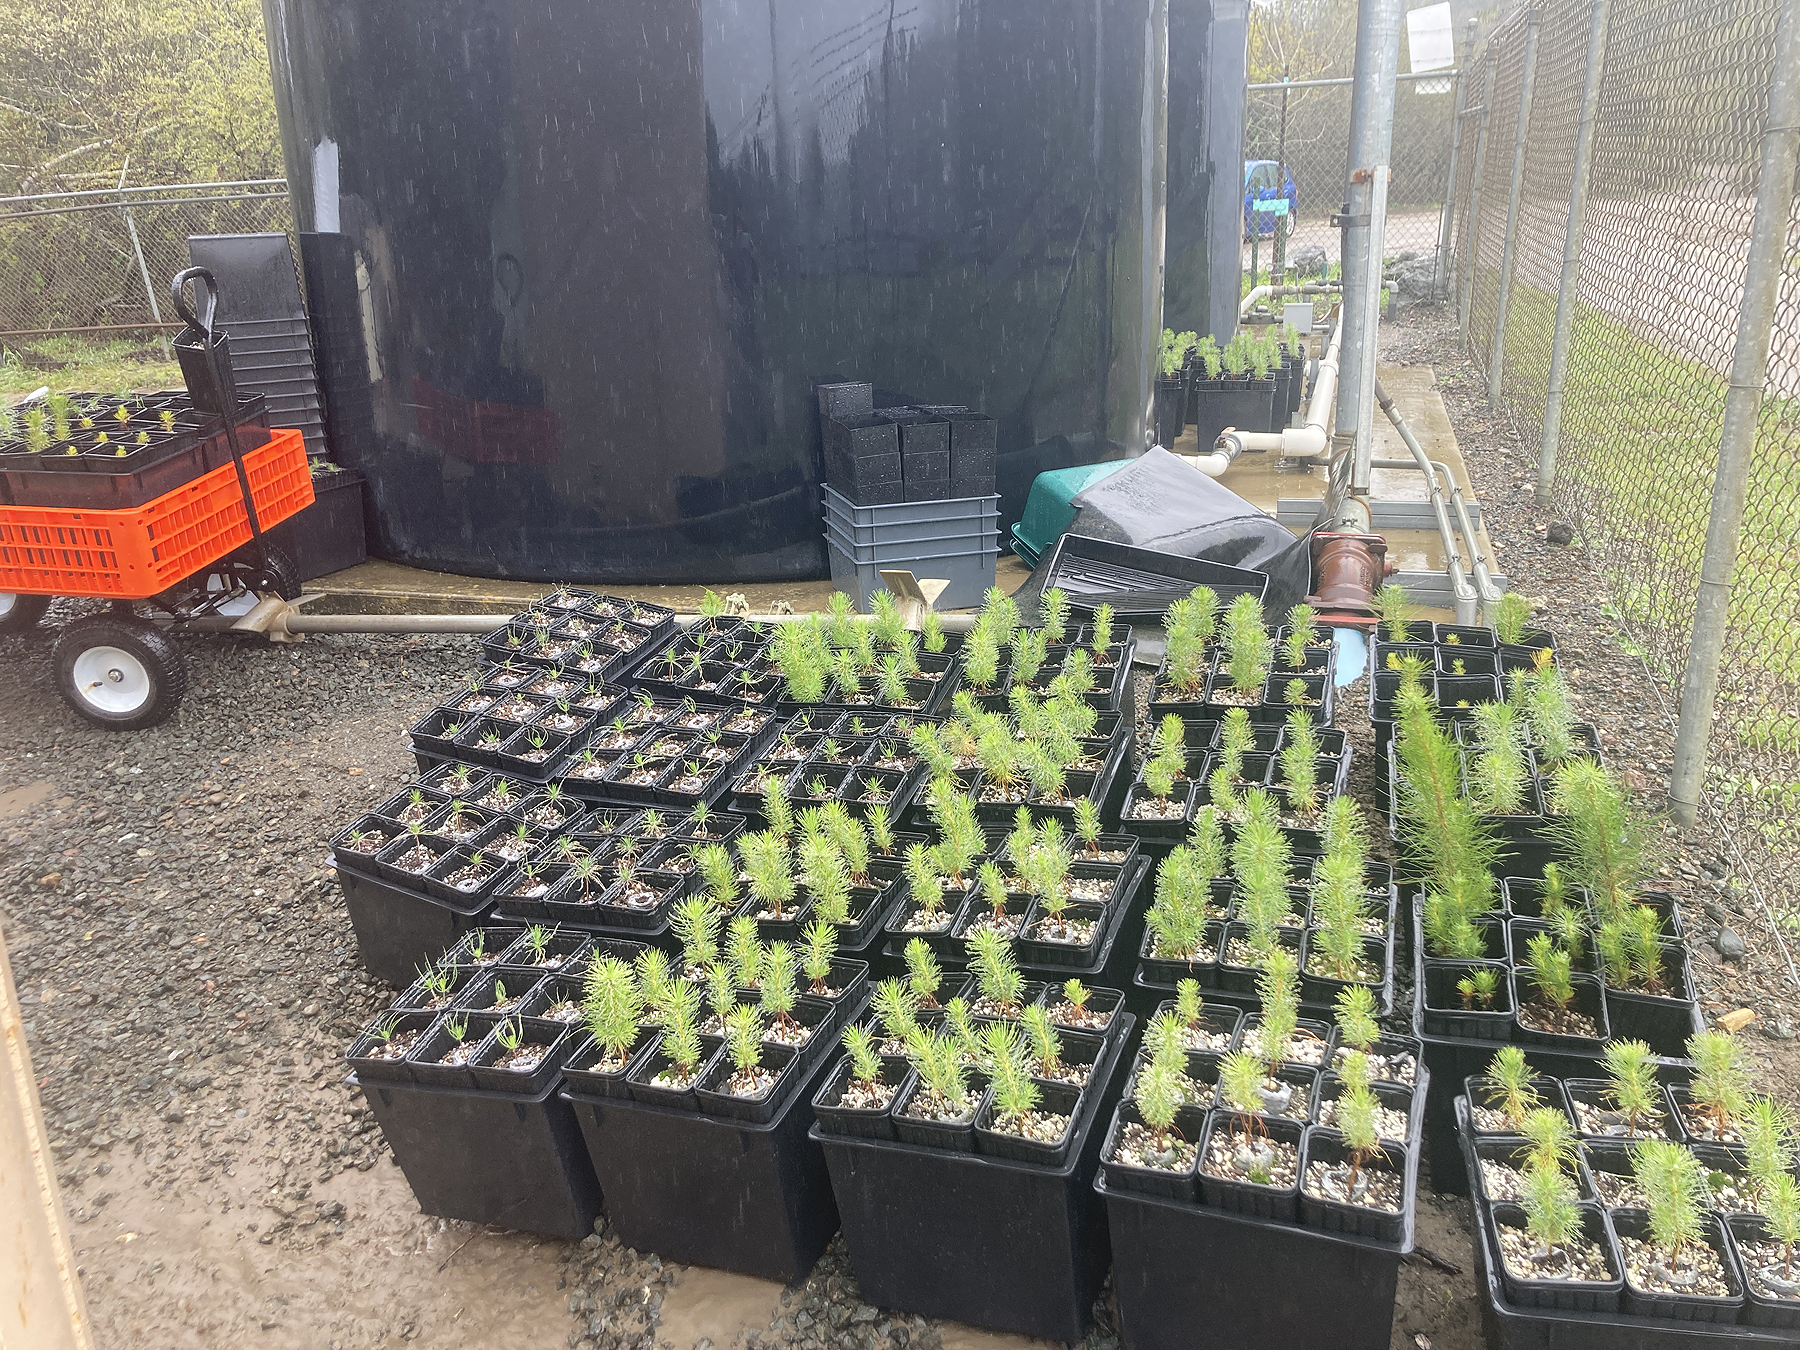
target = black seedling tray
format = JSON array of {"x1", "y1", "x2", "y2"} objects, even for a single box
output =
[
  {"x1": 1035, "y1": 533, "x2": 1269, "y2": 622},
  {"x1": 562, "y1": 1051, "x2": 840, "y2": 1283},
  {"x1": 338, "y1": 865, "x2": 494, "y2": 987},
  {"x1": 351, "y1": 1071, "x2": 601, "y2": 1238},
  {"x1": 813, "y1": 1013, "x2": 1134, "y2": 1342}
]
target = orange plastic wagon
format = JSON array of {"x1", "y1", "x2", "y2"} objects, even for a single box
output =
[{"x1": 0, "y1": 426, "x2": 314, "y2": 728}]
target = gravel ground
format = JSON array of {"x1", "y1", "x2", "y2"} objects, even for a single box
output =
[{"x1": 5, "y1": 300, "x2": 1795, "y2": 1350}]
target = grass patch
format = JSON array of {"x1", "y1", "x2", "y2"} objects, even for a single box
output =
[{"x1": 2, "y1": 334, "x2": 183, "y2": 399}]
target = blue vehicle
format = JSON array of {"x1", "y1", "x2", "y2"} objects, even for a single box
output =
[{"x1": 1243, "y1": 160, "x2": 1297, "y2": 239}]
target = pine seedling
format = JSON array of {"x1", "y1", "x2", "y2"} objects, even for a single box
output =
[
  {"x1": 984, "y1": 1021, "x2": 1042, "y2": 1131},
  {"x1": 1335, "y1": 984, "x2": 1380, "y2": 1053},
  {"x1": 872, "y1": 978, "x2": 921, "y2": 1045},
  {"x1": 1134, "y1": 1056, "x2": 1186, "y2": 1154},
  {"x1": 1632, "y1": 1138, "x2": 1707, "y2": 1268},
  {"x1": 802, "y1": 920, "x2": 837, "y2": 995},
  {"x1": 1519, "y1": 1106, "x2": 1580, "y2": 1177},
  {"x1": 1493, "y1": 592, "x2": 1534, "y2": 646},
  {"x1": 673, "y1": 896, "x2": 721, "y2": 972},
  {"x1": 1337, "y1": 1068, "x2": 1383, "y2": 1194},
  {"x1": 705, "y1": 960, "x2": 739, "y2": 1026},
  {"x1": 1221, "y1": 592, "x2": 1271, "y2": 695},
  {"x1": 1602, "y1": 1039, "x2": 1662, "y2": 1134},
  {"x1": 1521, "y1": 665, "x2": 1581, "y2": 767},
  {"x1": 763, "y1": 777, "x2": 794, "y2": 838},
  {"x1": 582, "y1": 955, "x2": 644, "y2": 1069},
  {"x1": 1483, "y1": 1046, "x2": 1541, "y2": 1130},
  {"x1": 1280, "y1": 708, "x2": 1321, "y2": 818},
  {"x1": 1218, "y1": 1051, "x2": 1269, "y2": 1144},
  {"x1": 1764, "y1": 1174, "x2": 1800, "y2": 1280},
  {"x1": 1744, "y1": 1097, "x2": 1796, "y2": 1204},
  {"x1": 1376, "y1": 583, "x2": 1414, "y2": 642},
  {"x1": 695, "y1": 842, "x2": 739, "y2": 907},
  {"x1": 1190, "y1": 804, "x2": 1228, "y2": 878},
  {"x1": 1040, "y1": 587, "x2": 1071, "y2": 645},
  {"x1": 729, "y1": 915, "x2": 764, "y2": 988},
  {"x1": 1021, "y1": 1003, "x2": 1062, "y2": 1077},
  {"x1": 725, "y1": 1003, "x2": 766, "y2": 1084},
  {"x1": 1687, "y1": 1029, "x2": 1751, "y2": 1140},
  {"x1": 921, "y1": 609, "x2": 947, "y2": 654},
  {"x1": 762, "y1": 941, "x2": 798, "y2": 1031},
  {"x1": 905, "y1": 938, "x2": 944, "y2": 1007},
  {"x1": 1469, "y1": 701, "x2": 1529, "y2": 817},
  {"x1": 1060, "y1": 978, "x2": 1093, "y2": 1020},
  {"x1": 904, "y1": 842, "x2": 945, "y2": 921},
  {"x1": 968, "y1": 927, "x2": 1025, "y2": 1014},
  {"x1": 1283, "y1": 603, "x2": 1317, "y2": 669},
  {"x1": 978, "y1": 860, "x2": 1010, "y2": 925},
  {"x1": 662, "y1": 980, "x2": 706, "y2": 1079},
  {"x1": 1523, "y1": 932, "x2": 1575, "y2": 1014},
  {"x1": 1074, "y1": 797, "x2": 1102, "y2": 856},
  {"x1": 908, "y1": 1028, "x2": 974, "y2": 1117},
  {"x1": 1521, "y1": 1159, "x2": 1583, "y2": 1259},
  {"x1": 1175, "y1": 978, "x2": 1204, "y2": 1030},
  {"x1": 843, "y1": 1024, "x2": 883, "y2": 1088},
  {"x1": 1090, "y1": 604, "x2": 1115, "y2": 658},
  {"x1": 635, "y1": 948, "x2": 675, "y2": 1021},
  {"x1": 1457, "y1": 967, "x2": 1500, "y2": 1009},
  {"x1": 1254, "y1": 948, "x2": 1301, "y2": 1065}
]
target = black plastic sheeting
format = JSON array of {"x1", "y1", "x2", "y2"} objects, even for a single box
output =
[
  {"x1": 261, "y1": 0, "x2": 1194, "y2": 584},
  {"x1": 1060, "y1": 448, "x2": 1313, "y2": 615}
]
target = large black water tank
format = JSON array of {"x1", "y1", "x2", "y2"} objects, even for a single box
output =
[{"x1": 262, "y1": 0, "x2": 1174, "y2": 583}]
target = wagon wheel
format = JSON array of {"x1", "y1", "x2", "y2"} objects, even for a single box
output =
[
  {"x1": 0, "y1": 592, "x2": 52, "y2": 634},
  {"x1": 52, "y1": 614, "x2": 187, "y2": 730},
  {"x1": 204, "y1": 542, "x2": 302, "y2": 601}
]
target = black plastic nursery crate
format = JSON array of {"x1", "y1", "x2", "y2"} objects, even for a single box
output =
[
  {"x1": 814, "y1": 1013, "x2": 1135, "y2": 1342},
  {"x1": 1457, "y1": 1107, "x2": 1797, "y2": 1350},
  {"x1": 351, "y1": 1071, "x2": 601, "y2": 1239},
  {"x1": 562, "y1": 1050, "x2": 841, "y2": 1283},
  {"x1": 479, "y1": 595, "x2": 677, "y2": 686},
  {"x1": 1098, "y1": 1167, "x2": 1411, "y2": 1350},
  {"x1": 337, "y1": 865, "x2": 493, "y2": 987}
]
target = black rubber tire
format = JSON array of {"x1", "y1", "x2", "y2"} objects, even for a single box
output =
[
  {"x1": 0, "y1": 592, "x2": 52, "y2": 634},
  {"x1": 209, "y1": 542, "x2": 303, "y2": 601},
  {"x1": 52, "y1": 615, "x2": 187, "y2": 730}
]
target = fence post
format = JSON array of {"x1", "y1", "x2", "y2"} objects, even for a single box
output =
[
  {"x1": 1669, "y1": 0, "x2": 1800, "y2": 828},
  {"x1": 1457, "y1": 49, "x2": 1497, "y2": 338},
  {"x1": 1537, "y1": 0, "x2": 1612, "y2": 504},
  {"x1": 1433, "y1": 20, "x2": 1480, "y2": 301},
  {"x1": 118, "y1": 192, "x2": 170, "y2": 359},
  {"x1": 1486, "y1": 6, "x2": 1542, "y2": 406}
]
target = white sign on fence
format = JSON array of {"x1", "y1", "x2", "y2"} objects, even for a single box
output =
[{"x1": 1407, "y1": 3, "x2": 1456, "y2": 94}]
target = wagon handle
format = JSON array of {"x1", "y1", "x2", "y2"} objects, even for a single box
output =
[{"x1": 170, "y1": 266, "x2": 219, "y2": 338}]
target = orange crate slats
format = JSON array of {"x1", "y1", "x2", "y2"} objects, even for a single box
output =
[{"x1": 0, "y1": 429, "x2": 314, "y2": 600}]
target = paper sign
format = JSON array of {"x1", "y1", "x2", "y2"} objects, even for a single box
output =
[{"x1": 1407, "y1": 3, "x2": 1455, "y2": 94}]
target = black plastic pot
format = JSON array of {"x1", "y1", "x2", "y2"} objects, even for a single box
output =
[
  {"x1": 974, "y1": 1079, "x2": 1083, "y2": 1165},
  {"x1": 814, "y1": 1012, "x2": 1132, "y2": 1341},
  {"x1": 1725, "y1": 1215, "x2": 1800, "y2": 1330},
  {"x1": 1296, "y1": 1126, "x2": 1416, "y2": 1244},
  {"x1": 352, "y1": 1070, "x2": 602, "y2": 1238},
  {"x1": 338, "y1": 864, "x2": 492, "y2": 986},
  {"x1": 1511, "y1": 972, "x2": 1611, "y2": 1051},
  {"x1": 1420, "y1": 961, "x2": 1515, "y2": 1040},
  {"x1": 1190, "y1": 377, "x2": 1276, "y2": 454},
  {"x1": 563, "y1": 1048, "x2": 841, "y2": 1283},
  {"x1": 892, "y1": 1076, "x2": 989, "y2": 1152},
  {"x1": 1197, "y1": 1112, "x2": 1305, "y2": 1222},
  {"x1": 1484, "y1": 1200, "x2": 1627, "y2": 1313},
  {"x1": 1099, "y1": 1167, "x2": 1410, "y2": 1350},
  {"x1": 1604, "y1": 943, "x2": 1701, "y2": 1052},
  {"x1": 264, "y1": 466, "x2": 367, "y2": 579},
  {"x1": 1613, "y1": 1209, "x2": 1745, "y2": 1323},
  {"x1": 812, "y1": 1057, "x2": 914, "y2": 1140}
]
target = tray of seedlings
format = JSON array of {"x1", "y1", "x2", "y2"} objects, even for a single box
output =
[
  {"x1": 1133, "y1": 790, "x2": 1399, "y2": 1022},
  {"x1": 635, "y1": 591, "x2": 963, "y2": 715},
  {"x1": 874, "y1": 780, "x2": 1147, "y2": 982},
  {"x1": 1096, "y1": 962, "x2": 1427, "y2": 1350},
  {"x1": 478, "y1": 587, "x2": 677, "y2": 685},
  {"x1": 955, "y1": 586, "x2": 1137, "y2": 715},
  {"x1": 810, "y1": 941, "x2": 1136, "y2": 1341},
  {"x1": 554, "y1": 693, "x2": 780, "y2": 810},
  {"x1": 1148, "y1": 593, "x2": 1337, "y2": 728},
  {"x1": 1388, "y1": 656, "x2": 1703, "y2": 1192},
  {"x1": 408, "y1": 666, "x2": 635, "y2": 781},
  {"x1": 1455, "y1": 1034, "x2": 1800, "y2": 1346},
  {"x1": 329, "y1": 768, "x2": 597, "y2": 984},
  {"x1": 1121, "y1": 703, "x2": 1348, "y2": 856},
  {"x1": 721, "y1": 709, "x2": 938, "y2": 824},
  {"x1": 558, "y1": 935, "x2": 872, "y2": 1283},
  {"x1": 343, "y1": 923, "x2": 647, "y2": 1237}
]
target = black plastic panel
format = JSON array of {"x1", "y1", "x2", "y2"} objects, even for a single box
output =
[{"x1": 262, "y1": 0, "x2": 1192, "y2": 582}]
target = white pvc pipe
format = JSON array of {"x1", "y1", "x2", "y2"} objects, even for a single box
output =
[
  {"x1": 1238, "y1": 282, "x2": 1342, "y2": 320},
  {"x1": 1193, "y1": 308, "x2": 1347, "y2": 476}
]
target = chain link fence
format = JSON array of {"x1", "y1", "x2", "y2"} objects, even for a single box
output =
[
  {"x1": 0, "y1": 181, "x2": 293, "y2": 338},
  {"x1": 1244, "y1": 73, "x2": 1461, "y2": 280},
  {"x1": 1451, "y1": 0, "x2": 1800, "y2": 915}
]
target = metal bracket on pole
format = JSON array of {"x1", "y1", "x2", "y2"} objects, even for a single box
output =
[
  {"x1": 1538, "y1": 0, "x2": 1613, "y2": 503},
  {"x1": 1486, "y1": 6, "x2": 1542, "y2": 407}
]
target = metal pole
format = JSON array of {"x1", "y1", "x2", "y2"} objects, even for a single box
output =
[
  {"x1": 1274, "y1": 76, "x2": 1290, "y2": 284},
  {"x1": 1669, "y1": 0, "x2": 1800, "y2": 828},
  {"x1": 1433, "y1": 20, "x2": 1480, "y2": 300},
  {"x1": 1486, "y1": 6, "x2": 1541, "y2": 407},
  {"x1": 1537, "y1": 0, "x2": 1612, "y2": 504},
  {"x1": 116, "y1": 162, "x2": 170, "y2": 361},
  {"x1": 1458, "y1": 51, "x2": 1497, "y2": 338},
  {"x1": 1335, "y1": 0, "x2": 1407, "y2": 499}
]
